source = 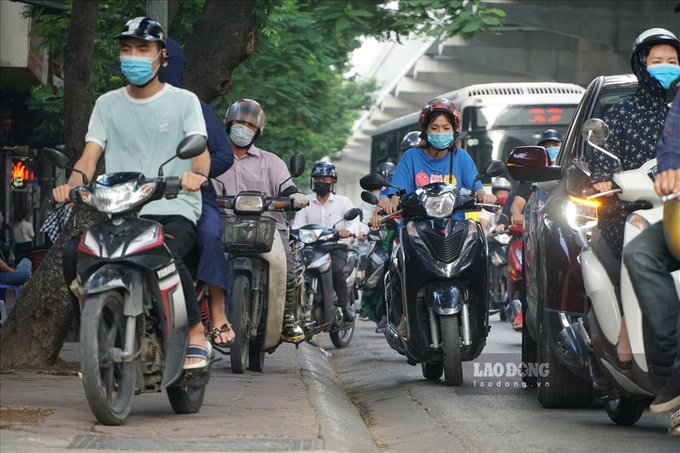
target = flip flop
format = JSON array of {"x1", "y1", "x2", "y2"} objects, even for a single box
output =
[
  {"x1": 183, "y1": 342, "x2": 212, "y2": 370},
  {"x1": 210, "y1": 323, "x2": 234, "y2": 346}
]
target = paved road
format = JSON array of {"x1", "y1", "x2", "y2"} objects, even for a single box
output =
[{"x1": 316, "y1": 315, "x2": 678, "y2": 452}]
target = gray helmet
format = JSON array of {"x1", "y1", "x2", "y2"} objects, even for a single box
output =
[
  {"x1": 491, "y1": 177, "x2": 512, "y2": 194},
  {"x1": 400, "y1": 131, "x2": 422, "y2": 152},
  {"x1": 225, "y1": 99, "x2": 267, "y2": 135}
]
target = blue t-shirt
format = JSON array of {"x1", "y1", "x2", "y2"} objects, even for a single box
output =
[{"x1": 387, "y1": 146, "x2": 482, "y2": 220}]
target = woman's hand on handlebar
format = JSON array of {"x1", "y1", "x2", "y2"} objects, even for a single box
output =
[
  {"x1": 511, "y1": 212, "x2": 524, "y2": 226},
  {"x1": 655, "y1": 169, "x2": 680, "y2": 196},
  {"x1": 592, "y1": 180, "x2": 613, "y2": 195},
  {"x1": 338, "y1": 229, "x2": 353, "y2": 239},
  {"x1": 378, "y1": 197, "x2": 398, "y2": 215},
  {"x1": 182, "y1": 171, "x2": 208, "y2": 192}
]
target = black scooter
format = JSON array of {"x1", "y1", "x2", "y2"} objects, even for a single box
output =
[{"x1": 360, "y1": 160, "x2": 505, "y2": 386}]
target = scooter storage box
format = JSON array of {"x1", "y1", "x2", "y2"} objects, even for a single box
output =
[{"x1": 222, "y1": 217, "x2": 276, "y2": 253}]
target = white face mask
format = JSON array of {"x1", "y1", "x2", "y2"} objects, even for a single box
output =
[{"x1": 229, "y1": 124, "x2": 256, "y2": 147}]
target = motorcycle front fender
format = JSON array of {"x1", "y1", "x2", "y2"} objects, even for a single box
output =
[
  {"x1": 81, "y1": 264, "x2": 144, "y2": 317},
  {"x1": 260, "y1": 230, "x2": 286, "y2": 350},
  {"x1": 426, "y1": 281, "x2": 464, "y2": 315}
]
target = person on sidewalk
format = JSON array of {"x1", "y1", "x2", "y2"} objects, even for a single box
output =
[
  {"x1": 159, "y1": 37, "x2": 236, "y2": 346},
  {"x1": 213, "y1": 99, "x2": 309, "y2": 341},
  {"x1": 292, "y1": 162, "x2": 361, "y2": 323},
  {"x1": 53, "y1": 17, "x2": 211, "y2": 370},
  {"x1": 622, "y1": 88, "x2": 680, "y2": 437},
  {"x1": 12, "y1": 206, "x2": 34, "y2": 263}
]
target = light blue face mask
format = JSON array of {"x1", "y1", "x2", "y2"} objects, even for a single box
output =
[
  {"x1": 427, "y1": 132, "x2": 454, "y2": 150},
  {"x1": 647, "y1": 63, "x2": 680, "y2": 90},
  {"x1": 120, "y1": 51, "x2": 161, "y2": 86},
  {"x1": 229, "y1": 123, "x2": 256, "y2": 147},
  {"x1": 546, "y1": 146, "x2": 560, "y2": 160}
]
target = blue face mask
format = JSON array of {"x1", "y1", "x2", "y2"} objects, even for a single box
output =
[
  {"x1": 647, "y1": 63, "x2": 680, "y2": 90},
  {"x1": 229, "y1": 123, "x2": 257, "y2": 147},
  {"x1": 120, "y1": 52, "x2": 161, "y2": 86},
  {"x1": 427, "y1": 132, "x2": 454, "y2": 150},
  {"x1": 546, "y1": 146, "x2": 560, "y2": 160}
]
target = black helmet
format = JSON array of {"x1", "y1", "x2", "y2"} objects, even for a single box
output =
[
  {"x1": 400, "y1": 131, "x2": 422, "y2": 152},
  {"x1": 375, "y1": 161, "x2": 396, "y2": 179},
  {"x1": 537, "y1": 129, "x2": 563, "y2": 147},
  {"x1": 116, "y1": 17, "x2": 166, "y2": 48},
  {"x1": 630, "y1": 28, "x2": 680, "y2": 79},
  {"x1": 491, "y1": 177, "x2": 512, "y2": 194},
  {"x1": 311, "y1": 161, "x2": 337, "y2": 180},
  {"x1": 225, "y1": 99, "x2": 267, "y2": 135}
]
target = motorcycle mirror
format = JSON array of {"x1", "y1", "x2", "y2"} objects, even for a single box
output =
[
  {"x1": 361, "y1": 190, "x2": 379, "y2": 205},
  {"x1": 581, "y1": 118, "x2": 609, "y2": 146},
  {"x1": 344, "y1": 207, "x2": 362, "y2": 222},
  {"x1": 158, "y1": 135, "x2": 208, "y2": 176},
  {"x1": 474, "y1": 159, "x2": 505, "y2": 184},
  {"x1": 289, "y1": 154, "x2": 305, "y2": 178},
  {"x1": 41, "y1": 147, "x2": 71, "y2": 169},
  {"x1": 176, "y1": 135, "x2": 208, "y2": 160},
  {"x1": 41, "y1": 147, "x2": 90, "y2": 184},
  {"x1": 360, "y1": 173, "x2": 385, "y2": 191}
]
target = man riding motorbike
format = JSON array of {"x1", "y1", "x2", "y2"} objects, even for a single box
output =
[{"x1": 213, "y1": 99, "x2": 309, "y2": 341}]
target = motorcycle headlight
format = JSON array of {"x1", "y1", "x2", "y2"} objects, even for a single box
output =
[
  {"x1": 298, "y1": 228, "x2": 323, "y2": 244},
  {"x1": 565, "y1": 195, "x2": 599, "y2": 231},
  {"x1": 78, "y1": 180, "x2": 157, "y2": 214},
  {"x1": 233, "y1": 193, "x2": 265, "y2": 214},
  {"x1": 626, "y1": 213, "x2": 650, "y2": 232},
  {"x1": 422, "y1": 191, "x2": 456, "y2": 218}
]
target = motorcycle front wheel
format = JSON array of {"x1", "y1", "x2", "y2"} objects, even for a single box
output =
[
  {"x1": 440, "y1": 316, "x2": 463, "y2": 386},
  {"x1": 604, "y1": 398, "x2": 645, "y2": 426},
  {"x1": 229, "y1": 274, "x2": 252, "y2": 374},
  {"x1": 330, "y1": 310, "x2": 355, "y2": 348},
  {"x1": 80, "y1": 290, "x2": 136, "y2": 426}
]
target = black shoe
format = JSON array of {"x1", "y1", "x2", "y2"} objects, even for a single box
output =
[
  {"x1": 651, "y1": 368, "x2": 680, "y2": 413},
  {"x1": 602, "y1": 349, "x2": 632, "y2": 373},
  {"x1": 341, "y1": 306, "x2": 356, "y2": 322}
]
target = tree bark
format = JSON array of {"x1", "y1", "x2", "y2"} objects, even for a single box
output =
[
  {"x1": 183, "y1": 0, "x2": 257, "y2": 102},
  {"x1": 0, "y1": 0, "x2": 99, "y2": 370}
]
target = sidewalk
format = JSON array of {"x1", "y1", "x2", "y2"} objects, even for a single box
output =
[{"x1": 0, "y1": 334, "x2": 377, "y2": 452}]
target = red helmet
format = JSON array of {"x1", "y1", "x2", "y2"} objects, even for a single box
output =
[{"x1": 418, "y1": 98, "x2": 460, "y2": 132}]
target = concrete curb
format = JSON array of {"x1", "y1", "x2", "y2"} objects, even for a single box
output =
[{"x1": 299, "y1": 343, "x2": 378, "y2": 452}]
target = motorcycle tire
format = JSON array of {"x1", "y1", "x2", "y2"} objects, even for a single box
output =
[
  {"x1": 229, "y1": 275, "x2": 251, "y2": 374},
  {"x1": 80, "y1": 290, "x2": 136, "y2": 426},
  {"x1": 167, "y1": 384, "x2": 206, "y2": 414},
  {"x1": 330, "y1": 314, "x2": 355, "y2": 348},
  {"x1": 440, "y1": 316, "x2": 463, "y2": 386},
  {"x1": 421, "y1": 362, "x2": 444, "y2": 380},
  {"x1": 604, "y1": 398, "x2": 645, "y2": 426}
]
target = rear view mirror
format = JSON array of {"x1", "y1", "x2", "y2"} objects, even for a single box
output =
[
  {"x1": 344, "y1": 208, "x2": 362, "y2": 221},
  {"x1": 507, "y1": 146, "x2": 560, "y2": 183},
  {"x1": 176, "y1": 135, "x2": 207, "y2": 159},
  {"x1": 360, "y1": 173, "x2": 385, "y2": 191},
  {"x1": 581, "y1": 118, "x2": 609, "y2": 146},
  {"x1": 41, "y1": 147, "x2": 71, "y2": 168},
  {"x1": 289, "y1": 154, "x2": 305, "y2": 178},
  {"x1": 475, "y1": 160, "x2": 505, "y2": 183},
  {"x1": 361, "y1": 191, "x2": 379, "y2": 205}
]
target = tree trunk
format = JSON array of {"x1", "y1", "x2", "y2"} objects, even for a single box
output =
[
  {"x1": 183, "y1": 0, "x2": 257, "y2": 102},
  {"x1": 0, "y1": 0, "x2": 99, "y2": 370}
]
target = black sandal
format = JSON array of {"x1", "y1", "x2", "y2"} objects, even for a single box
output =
[{"x1": 210, "y1": 323, "x2": 234, "y2": 346}]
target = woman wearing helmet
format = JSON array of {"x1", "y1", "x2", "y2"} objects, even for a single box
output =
[
  {"x1": 589, "y1": 28, "x2": 679, "y2": 375},
  {"x1": 480, "y1": 178, "x2": 511, "y2": 234},
  {"x1": 379, "y1": 98, "x2": 496, "y2": 216},
  {"x1": 622, "y1": 90, "x2": 680, "y2": 436}
]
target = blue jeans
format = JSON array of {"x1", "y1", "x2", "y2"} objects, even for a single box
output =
[{"x1": 622, "y1": 221, "x2": 680, "y2": 369}]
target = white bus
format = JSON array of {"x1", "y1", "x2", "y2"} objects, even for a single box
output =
[{"x1": 370, "y1": 82, "x2": 586, "y2": 179}]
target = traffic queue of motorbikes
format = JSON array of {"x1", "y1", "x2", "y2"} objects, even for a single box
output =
[{"x1": 39, "y1": 118, "x2": 679, "y2": 428}]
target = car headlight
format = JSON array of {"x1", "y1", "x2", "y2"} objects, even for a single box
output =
[
  {"x1": 298, "y1": 228, "x2": 323, "y2": 244},
  {"x1": 233, "y1": 193, "x2": 265, "y2": 214},
  {"x1": 565, "y1": 195, "x2": 599, "y2": 231},
  {"x1": 78, "y1": 180, "x2": 157, "y2": 214},
  {"x1": 422, "y1": 191, "x2": 456, "y2": 218}
]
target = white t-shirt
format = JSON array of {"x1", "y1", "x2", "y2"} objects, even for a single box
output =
[
  {"x1": 13, "y1": 220, "x2": 34, "y2": 243},
  {"x1": 86, "y1": 84, "x2": 207, "y2": 223}
]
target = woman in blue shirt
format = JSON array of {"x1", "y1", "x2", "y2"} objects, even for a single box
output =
[{"x1": 379, "y1": 98, "x2": 496, "y2": 216}]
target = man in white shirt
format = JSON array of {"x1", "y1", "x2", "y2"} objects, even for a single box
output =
[{"x1": 292, "y1": 162, "x2": 360, "y2": 321}]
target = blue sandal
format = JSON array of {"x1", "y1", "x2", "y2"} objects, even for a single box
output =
[{"x1": 183, "y1": 342, "x2": 212, "y2": 370}]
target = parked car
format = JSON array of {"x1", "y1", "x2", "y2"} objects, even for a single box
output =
[{"x1": 506, "y1": 74, "x2": 638, "y2": 408}]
